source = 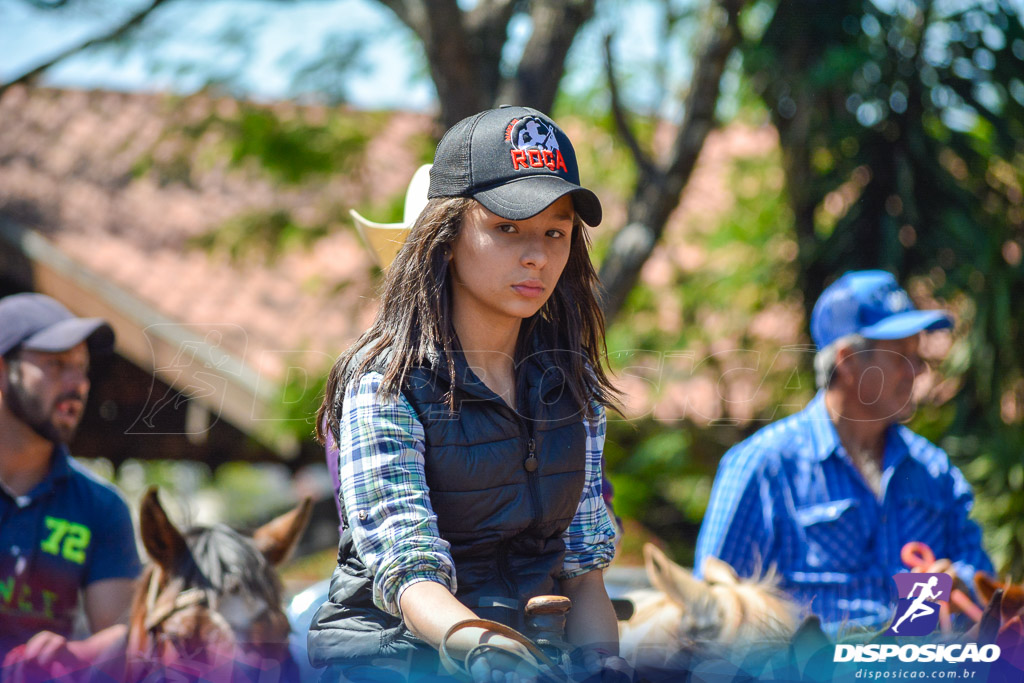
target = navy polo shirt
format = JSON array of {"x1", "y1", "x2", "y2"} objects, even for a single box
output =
[{"x1": 0, "y1": 446, "x2": 142, "y2": 653}]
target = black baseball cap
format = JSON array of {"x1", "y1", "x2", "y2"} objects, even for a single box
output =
[
  {"x1": 427, "y1": 105, "x2": 603, "y2": 226},
  {"x1": 0, "y1": 293, "x2": 115, "y2": 358}
]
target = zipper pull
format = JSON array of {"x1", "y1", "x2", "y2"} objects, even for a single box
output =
[{"x1": 524, "y1": 438, "x2": 538, "y2": 472}]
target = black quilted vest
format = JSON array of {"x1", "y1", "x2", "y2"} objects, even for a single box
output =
[{"x1": 307, "y1": 347, "x2": 588, "y2": 665}]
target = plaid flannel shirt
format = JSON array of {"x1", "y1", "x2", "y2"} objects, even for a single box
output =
[
  {"x1": 335, "y1": 371, "x2": 616, "y2": 617},
  {"x1": 694, "y1": 391, "x2": 992, "y2": 632}
]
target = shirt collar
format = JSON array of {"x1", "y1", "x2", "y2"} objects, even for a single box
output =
[
  {"x1": 48, "y1": 443, "x2": 73, "y2": 479},
  {"x1": 802, "y1": 391, "x2": 911, "y2": 468},
  {"x1": 882, "y1": 423, "x2": 911, "y2": 470},
  {"x1": 0, "y1": 443, "x2": 72, "y2": 506},
  {"x1": 27, "y1": 443, "x2": 73, "y2": 500},
  {"x1": 803, "y1": 391, "x2": 840, "y2": 462}
]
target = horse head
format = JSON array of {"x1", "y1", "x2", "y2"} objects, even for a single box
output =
[
  {"x1": 975, "y1": 572, "x2": 1024, "y2": 628},
  {"x1": 618, "y1": 543, "x2": 801, "y2": 667},
  {"x1": 971, "y1": 572, "x2": 1024, "y2": 669},
  {"x1": 127, "y1": 487, "x2": 312, "y2": 681}
]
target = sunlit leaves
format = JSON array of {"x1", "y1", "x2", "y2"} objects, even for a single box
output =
[{"x1": 753, "y1": 0, "x2": 1024, "y2": 576}]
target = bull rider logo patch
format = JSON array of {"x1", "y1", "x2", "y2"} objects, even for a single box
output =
[{"x1": 506, "y1": 116, "x2": 568, "y2": 173}]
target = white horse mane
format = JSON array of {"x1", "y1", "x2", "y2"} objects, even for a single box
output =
[{"x1": 618, "y1": 543, "x2": 802, "y2": 667}]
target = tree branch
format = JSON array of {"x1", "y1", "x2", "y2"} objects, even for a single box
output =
[
  {"x1": 603, "y1": 33, "x2": 656, "y2": 181},
  {"x1": 373, "y1": 0, "x2": 419, "y2": 34},
  {"x1": 22, "y1": 0, "x2": 71, "y2": 7},
  {"x1": 664, "y1": 0, "x2": 745, "y2": 184},
  {"x1": 497, "y1": 0, "x2": 595, "y2": 114},
  {"x1": 1, "y1": 0, "x2": 173, "y2": 96},
  {"x1": 1, "y1": 0, "x2": 172, "y2": 97},
  {"x1": 598, "y1": 0, "x2": 747, "y2": 322}
]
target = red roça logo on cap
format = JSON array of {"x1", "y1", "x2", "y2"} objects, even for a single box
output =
[{"x1": 506, "y1": 117, "x2": 568, "y2": 173}]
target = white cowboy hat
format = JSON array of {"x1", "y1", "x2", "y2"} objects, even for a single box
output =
[{"x1": 350, "y1": 164, "x2": 432, "y2": 268}]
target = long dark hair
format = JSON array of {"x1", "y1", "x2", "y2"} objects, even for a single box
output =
[{"x1": 315, "y1": 196, "x2": 618, "y2": 443}]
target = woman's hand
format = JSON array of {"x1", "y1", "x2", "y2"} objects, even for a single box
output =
[
  {"x1": 467, "y1": 634, "x2": 539, "y2": 683},
  {"x1": 400, "y1": 582, "x2": 549, "y2": 682}
]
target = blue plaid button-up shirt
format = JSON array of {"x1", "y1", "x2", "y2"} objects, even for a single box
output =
[{"x1": 694, "y1": 392, "x2": 992, "y2": 632}]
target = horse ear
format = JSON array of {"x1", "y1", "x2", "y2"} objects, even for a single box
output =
[
  {"x1": 702, "y1": 556, "x2": 740, "y2": 585},
  {"x1": 973, "y1": 588, "x2": 1003, "y2": 644},
  {"x1": 643, "y1": 543, "x2": 709, "y2": 608},
  {"x1": 139, "y1": 486, "x2": 189, "y2": 571},
  {"x1": 790, "y1": 615, "x2": 832, "y2": 659},
  {"x1": 1001, "y1": 581, "x2": 1024, "y2": 623},
  {"x1": 252, "y1": 496, "x2": 313, "y2": 566},
  {"x1": 974, "y1": 572, "x2": 1000, "y2": 605}
]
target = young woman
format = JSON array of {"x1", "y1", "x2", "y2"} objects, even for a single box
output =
[{"x1": 308, "y1": 106, "x2": 624, "y2": 680}]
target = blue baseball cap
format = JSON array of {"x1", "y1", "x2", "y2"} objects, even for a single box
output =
[
  {"x1": 0, "y1": 293, "x2": 115, "y2": 358},
  {"x1": 810, "y1": 270, "x2": 953, "y2": 350}
]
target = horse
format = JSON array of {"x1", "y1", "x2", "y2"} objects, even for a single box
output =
[
  {"x1": 617, "y1": 543, "x2": 802, "y2": 668},
  {"x1": 969, "y1": 572, "x2": 1024, "y2": 672},
  {"x1": 124, "y1": 486, "x2": 313, "y2": 683},
  {"x1": 1, "y1": 487, "x2": 312, "y2": 683}
]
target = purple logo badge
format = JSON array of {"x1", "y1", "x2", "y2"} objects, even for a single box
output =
[{"x1": 885, "y1": 573, "x2": 953, "y2": 636}]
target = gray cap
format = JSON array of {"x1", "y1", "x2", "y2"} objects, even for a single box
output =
[{"x1": 0, "y1": 293, "x2": 115, "y2": 357}]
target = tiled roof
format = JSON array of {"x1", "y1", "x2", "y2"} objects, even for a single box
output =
[
  {"x1": 0, "y1": 86, "x2": 433, "y2": 385},
  {"x1": 0, "y1": 85, "x2": 808, "y2": 431}
]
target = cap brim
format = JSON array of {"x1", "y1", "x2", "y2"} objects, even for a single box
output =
[
  {"x1": 861, "y1": 310, "x2": 953, "y2": 340},
  {"x1": 472, "y1": 175, "x2": 602, "y2": 227},
  {"x1": 20, "y1": 317, "x2": 115, "y2": 355}
]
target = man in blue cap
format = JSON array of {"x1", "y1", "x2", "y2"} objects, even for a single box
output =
[
  {"x1": 695, "y1": 270, "x2": 992, "y2": 632},
  {"x1": 0, "y1": 293, "x2": 141, "y2": 663}
]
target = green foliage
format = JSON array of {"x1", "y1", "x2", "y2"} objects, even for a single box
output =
[
  {"x1": 276, "y1": 360, "x2": 330, "y2": 432},
  {"x1": 215, "y1": 104, "x2": 379, "y2": 183},
  {"x1": 131, "y1": 97, "x2": 382, "y2": 187},
  {"x1": 190, "y1": 209, "x2": 330, "y2": 264},
  {"x1": 605, "y1": 418, "x2": 709, "y2": 564},
  {"x1": 228, "y1": 109, "x2": 336, "y2": 182},
  {"x1": 603, "y1": 145, "x2": 811, "y2": 561},
  {"x1": 749, "y1": 0, "x2": 1024, "y2": 576},
  {"x1": 106, "y1": 457, "x2": 298, "y2": 528},
  {"x1": 142, "y1": 101, "x2": 394, "y2": 262}
]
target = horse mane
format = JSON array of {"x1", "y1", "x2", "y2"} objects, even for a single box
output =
[
  {"x1": 182, "y1": 524, "x2": 284, "y2": 606},
  {"x1": 619, "y1": 545, "x2": 802, "y2": 667}
]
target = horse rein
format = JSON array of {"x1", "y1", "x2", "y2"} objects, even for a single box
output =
[
  {"x1": 133, "y1": 568, "x2": 235, "y2": 653},
  {"x1": 439, "y1": 618, "x2": 570, "y2": 683}
]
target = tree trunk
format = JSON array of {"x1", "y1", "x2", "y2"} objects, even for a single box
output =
[
  {"x1": 598, "y1": 0, "x2": 746, "y2": 322},
  {"x1": 498, "y1": 0, "x2": 596, "y2": 114}
]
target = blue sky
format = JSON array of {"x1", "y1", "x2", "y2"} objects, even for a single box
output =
[
  {"x1": 2, "y1": 0, "x2": 435, "y2": 108},
  {"x1": 1, "y1": 0, "x2": 685, "y2": 113}
]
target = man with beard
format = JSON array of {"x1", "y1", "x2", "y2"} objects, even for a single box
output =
[
  {"x1": 695, "y1": 271, "x2": 992, "y2": 633},
  {"x1": 0, "y1": 293, "x2": 141, "y2": 660}
]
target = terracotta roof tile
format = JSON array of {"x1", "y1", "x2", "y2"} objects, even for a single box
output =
[{"x1": 0, "y1": 87, "x2": 417, "y2": 382}]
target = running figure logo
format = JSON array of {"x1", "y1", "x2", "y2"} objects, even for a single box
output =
[{"x1": 885, "y1": 573, "x2": 953, "y2": 636}]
